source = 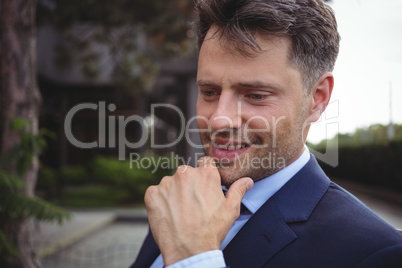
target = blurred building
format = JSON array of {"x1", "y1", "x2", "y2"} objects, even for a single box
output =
[{"x1": 37, "y1": 25, "x2": 200, "y2": 167}]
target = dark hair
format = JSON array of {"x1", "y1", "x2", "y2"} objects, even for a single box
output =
[{"x1": 194, "y1": 0, "x2": 340, "y2": 91}]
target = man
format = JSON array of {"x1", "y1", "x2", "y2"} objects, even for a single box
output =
[{"x1": 132, "y1": 0, "x2": 402, "y2": 267}]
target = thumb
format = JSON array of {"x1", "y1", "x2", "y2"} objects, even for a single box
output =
[{"x1": 226, "y1": 177, "x2": 254, "y2": 206}]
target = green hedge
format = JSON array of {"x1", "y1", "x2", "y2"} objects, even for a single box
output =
[
  {"x1": 91, "y1": 155, "x2": 173, "y2": 199},
  {"x1": 37, "y1": 166, "x2": 58, "y2": 191},
  {"x1": 61, "y1": 166, "x2": 89, "y2": 185},
  {"x1": 37, "y1": 154, "x2": 175, "y2": 207},
  {"x1": 50, "y1": 185, "x2": 131, "y2": 208},
  {"x1": 313, "y1": 140, "x2": 402, "y2": 191}
]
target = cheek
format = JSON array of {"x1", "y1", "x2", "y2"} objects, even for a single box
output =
[
  {"x1": 244, "y1": 118, "x2": 271, "y2": 135},
  {"x1": 196, "y1": 108, "x2": 212, "y2": 131},
  {"x1": 245, "y1": 114, "x2": 296, "y2": 143},
  {"x1": 197, "y1": 118, "x2": 209, "y2": 130},
  {"x1": 242, "y1": 106, "x2": 282, "y2": 134},
  {"x1": 196, "y1": 99, "x2": 215, "y2": 125}
]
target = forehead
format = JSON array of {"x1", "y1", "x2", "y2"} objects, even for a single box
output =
[
  {"x1": 197, "y1": 26, "x2": 301, "y2": 89},
  {"x1": 201, "y1": 25, "x2": 292, "y2": 61}
]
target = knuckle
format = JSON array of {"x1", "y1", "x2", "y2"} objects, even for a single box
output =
[
  {"x1": 158, "y1": 176, "x2": 173, "y2": 192},
  {"x1": 197, "y1": 156, "x2": 208, "y2": 165},
  {"x1": 230, "y1": 206, "x2": 240, "y2": 221},
  {"x1": 159, "y1": 175, "x2": 171, "y2": 186},
  {"x1": 144, "y1": 186, "x2": 157, "y2": 203},
  {"x1": 233, "y1": 210, "x2": 240, "y2": 220},
  {"x1": 197, "y1": 156, "x2": 216, "y2": 168},
  {"x1": 175, "y1": 165, "x2": 192, "y2": 177}
]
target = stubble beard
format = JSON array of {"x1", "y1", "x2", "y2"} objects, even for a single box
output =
[
  {"x1": 200, "y1": 112, "x2": 307, "y2": 187},
  {"x1": 200, "y1": 130, "x2": 302, "y2": 187}
]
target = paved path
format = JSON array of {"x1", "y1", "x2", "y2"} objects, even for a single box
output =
[
  {"x1": 33, "y1": 182, "x2": 402, "y2": 268},
  {"x1": 32, "y1": 210, "x2": 117, "y2": 259},
  {"x1": 41, "y1": 222, "x2": 148, "y2": 268},
  {"x1": 32, "y1": 209, "x2": 148, "y2": 268}
]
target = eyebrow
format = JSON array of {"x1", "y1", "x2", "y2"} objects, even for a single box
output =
[
  {"x1": 197, "y1": 79, "x2": 282, "y2": 91},
  {"x1": 235, "y1": 81, "x2": 280, "y2": 90},
  {"x1": 196, "y1": 79, "x2": 219, "y2": 87}
]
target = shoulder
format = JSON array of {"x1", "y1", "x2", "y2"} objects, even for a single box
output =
[
  {"x1": 277, "y1": 179, "x2": 402, "y2": 267},
  {"x1": 311, "y1": 182, "x2": 402, "y2": 265},
  {"x1": 355, "y1": 243, "x2": 402, "y2": 268},
  {"x1": 320, "y1": 182, "x2": 396, "y2": 232},
  {"x1": 315, "y1": 181, "x2": 401, "y2": 241}
]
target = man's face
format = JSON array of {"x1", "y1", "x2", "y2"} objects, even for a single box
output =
[{"x1": 196, "y1": 27, "x2": 312, "y2": 187}]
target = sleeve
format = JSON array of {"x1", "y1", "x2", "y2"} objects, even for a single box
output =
[{"x1": 165, "y1": 250, "x2": 226, "y2": 268}]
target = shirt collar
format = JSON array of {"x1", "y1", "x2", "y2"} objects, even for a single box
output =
[{"x1": 223, "y1": 146, "x2": 310, "y2": 214}]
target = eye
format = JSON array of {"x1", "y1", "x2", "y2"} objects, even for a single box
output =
[
  {"x1": 204, "y1": 91, "x2": 216, "y2": 97},
  {"x1": 248, "y1": 94, "x2": 264, "y2": 100},
  {"x1": 200, "y1": 89, "x2": 220, "y2": 100},
  {"x1": 246, "y1": 93, "x2": 268, "y2": 101}
]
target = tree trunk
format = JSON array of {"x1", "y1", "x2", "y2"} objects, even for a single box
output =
[{"x1": 0, "y1": 0, "x2": 42, "y2": 267}]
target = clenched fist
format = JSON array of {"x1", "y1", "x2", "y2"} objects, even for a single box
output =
[{"x1": 144, "y1": 156, "x2": 253, "y2": 266}]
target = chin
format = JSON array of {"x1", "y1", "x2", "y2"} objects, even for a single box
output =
[
  {"x1": 217, "y1": 162, "x2": 283, "y2": 187},
  {"x1": 216, "y1": 166, "x2": 239, "y2": 187},
  {"x1": 217, "y1": 166, "x2": 254, "y2": 187}
]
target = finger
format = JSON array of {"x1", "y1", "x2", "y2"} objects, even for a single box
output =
[
  {"x1": 197, "y1": 156, "x2": 217, "y2": 169},
  {"x1": 144, "y1": 185, "x2": 158, "y2": 209},
  {"x1": 176, "y1": 165, "x2": 190, "y2": 174},
  {"x1": 225, "y1": 177, "x2": 254, "y2": 207},
  {"x1": 196, "y1": 156, "x2": 222, "y2": 189}
]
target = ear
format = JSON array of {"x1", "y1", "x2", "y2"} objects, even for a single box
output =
[{"x1": 305, "y1": 72, "x2": 334, "y2": 125}]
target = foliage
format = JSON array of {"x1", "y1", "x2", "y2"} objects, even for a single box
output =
[
  {"x1": 312, "y1": 124, "x2": 402, "y2": 149},
  {"x1": 310, "y1": 124, "x2": 402, "y2": 192},
  {"x1": 36, "y1": 0, "x2": 195, "y2": 91},
  {"x1": 51, "y1": 185, "x2": 131, "y2": 208},
  {"x1": 38, "y1": 154, "x2": 175, "y2": 207},
  {"x1": 0, "y1": 119, "x2": 52, "y2": 175},
  {"x1": 36, "y1": 166, "x2": 58, "y2": 192},
  {"x1": 0, "y1": 118, "x2": 70, "y2": 262},
  {"x1": 91, "y1": 154, "x2": 175, "y2": 202},
  {"x1": 60, "y1": 166, "x2": 88, "y2": 185},
  {"x1": 37, "y1": 0, "x2": 194, "y2": 40}
]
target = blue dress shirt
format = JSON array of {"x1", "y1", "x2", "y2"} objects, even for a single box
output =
[{"x1": 151, "y1": 147, "x2": 311, "y2": 268}]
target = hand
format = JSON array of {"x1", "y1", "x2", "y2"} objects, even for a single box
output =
[{"x1": 144, "y1": 156, "x2": 254, "y2": 266}]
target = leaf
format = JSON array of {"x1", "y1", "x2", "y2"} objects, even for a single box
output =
[
  {"x1": 0, "y1": 230, "x2": 19, "y2": 258},
  {"x1": 0, "y1": 145, "x2": 23, "y2": 168},
  {"x1": 4, "y1": 194, "x2": 70, "y2": 224},
  {"x1": 0, "y1": 171, "x2": 23, "y2": 191},
  {"x1": 9, "y1": 117, "x2": 29, "y2": 132}
]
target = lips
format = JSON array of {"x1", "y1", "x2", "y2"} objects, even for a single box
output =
[
  {"x1": 210, "y1": 139, "x2": 251, "y2": 161},
  {"x1": 211, "y1": 140, "x2": 250, "y2": 150}
]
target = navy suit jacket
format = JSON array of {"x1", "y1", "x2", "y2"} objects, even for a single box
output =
[{"x1": 132, "y1": 155, "x2": 402, "y2": 268}]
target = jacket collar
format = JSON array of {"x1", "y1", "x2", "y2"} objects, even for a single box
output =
[
  {"x1": 274, "y1": 155, "x2": 330, "y2": 223},
  {"x1": 223, "y1": 155, "x2": 330, "y2": 267}
]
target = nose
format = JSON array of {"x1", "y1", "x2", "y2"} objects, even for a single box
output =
[{"x1": 210, "y1": 92, "x2": 242, "y2": 131}]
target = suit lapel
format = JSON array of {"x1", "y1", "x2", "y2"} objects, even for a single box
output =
[
  {"x1": 223, "y1": 198, "x2": 297, "y2": 267},
  {"x1": 274, "y1": 155, "x2": 330, "y2": 223},
  {"x1": 224, "y1": 155, "x2": 330, "y2": 267},
  {"x1": 131, "y1": 230, "x2": 160, "y2": 268}
]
